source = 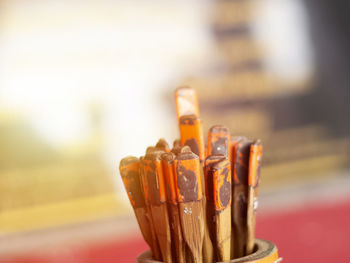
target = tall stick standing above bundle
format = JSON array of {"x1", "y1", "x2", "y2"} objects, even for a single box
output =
[
  {"x1": 175, "y1": 151, "x2": 204, "y2": 263},
  {"x1": 246, "y1": 140, "x2": 263, "y2": 254},
  {"x1": 179, "y1": 115, "x2": 205, "y2": 163},
  {"x1": 175, "y1": 86, "x2": 200, "y2": 123},
  {"x1": 176, "y1": 87, "x2": 214, "y2": 263}
]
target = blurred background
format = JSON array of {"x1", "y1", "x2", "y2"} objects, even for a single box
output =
[{"x1": 0, "y1": 0, "x2": 349, "y2": 262}]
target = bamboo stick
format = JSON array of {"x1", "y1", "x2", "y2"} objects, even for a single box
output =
[{"x1": 246, "y1": 140, "x2": 263, "y2": 255}]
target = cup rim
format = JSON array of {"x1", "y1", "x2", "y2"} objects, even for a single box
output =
[{"x1": 137, "y1": 238, "x2": 280, "y2": 263}]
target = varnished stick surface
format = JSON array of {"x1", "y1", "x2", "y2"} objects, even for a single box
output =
[
  {"x1": 140, "y1": 157, "x2": 163, "y2": 261},
  {"x1": 143, "y1": 153, "x2": 172, "y2": 263},
  {"x1": 179, "y1": 114, "x2": 205, "y2": 162},
  {"x1": 232, "y1": 139, "x2": 253, "y2": 258},
  {"x1": 119, "y1": 157, "x2": 153, "y2": 249},
  {"x1": 246, "y1": 140, "x2": 263, "y2": 255},
  {"x1": 175, "y1": 152, "x2": 204, "y2": 263},
  {"x1": 207, "y1": 125, "x2": 230, "y2": 157},
  {"x1": 156, "y1": 138, "x2": 170, "y2": 152},
  {"x1": 161, "y1": 152, "x2": 186, "y2": 263},
  {"x1": 178, "y1": 114, "x2": 210, "y2": 260},
  {"x1": 229, "y1": 136, "x2": 245, "y2": 258},
  {"x1": 213, "y1": 158, "x2": 232, "y2": 261}
]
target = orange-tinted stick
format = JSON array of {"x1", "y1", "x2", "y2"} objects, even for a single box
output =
[
  {"x1": 179, "y1": 114, "x2": 205, "y2": 162},
  {"x1": 175, "y1": 152, "x2": 203, "y2": 203},
  {"x1": 173, "y1": 139, "x2": 181, "y2": 148},
  {"x1": 232, "y1": 139, "x2": 253, "y2": 258},
  {"x1": 212, "y1": 158, "x2": 232, "y2": 261},
  {"x1": 143, "y1": 153, "x2": 172, "y2": 263},
  {"x1": 229, "y1": 136, "x2": 245, "y2": 258},
  {"x1": 175, "y1": 152, "x2": 204, "y2": 263},
  {"x1": 120, "y1": 157, "x2": 154, "y2": 251},
  {"x1": 207, "y1": 125, "x2": 230, "y2": 157},
  {"x1": 213, "y1": 158, "x2": 232, "y2": 212},
  {"x1": 248, "y1": 141, "x2": 262, "y2": 189},
  {"x1": 204, "y1": 155, "x2": 226, "y2": 260},
  {"x1": 246, "y1": 140, "x2": 263, "y2": 255},
  {"x1": 156, "y1": 138, "x2": 170, "y2": 152},
  {"x1": 161, "y1": 152, "x2": 177, "y2": 206},
  {"x1": 139, "y1": 157, "x2": 162, "y2": 261},
  {"x1": 175, "y1": 86, "x2": 200, "y2": 122},
  {"x1": 161, "y1": 152, "x2": 186, "y2": 263}
]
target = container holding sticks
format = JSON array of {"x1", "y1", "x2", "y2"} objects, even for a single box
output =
[
  {"x1": 119, "y1": 86, "x2": 281, "y2": 263},
  {"x1": 137, "y1": 238, "x2": 280, "y2": 263}
]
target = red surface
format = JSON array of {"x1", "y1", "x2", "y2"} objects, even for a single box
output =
[
  {"x1": 2, "y1": 199, "x2": 350, "y2": 263},
  {"x1": 256, "y1": 199, "x2": 350, "y2": 262}
]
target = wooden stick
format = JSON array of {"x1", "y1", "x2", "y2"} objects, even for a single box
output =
[
  {"x1": 161, "y1": 152, "x2": 186, "y2": 263},
  {"x1": 139, "y1": 157, "x2": 163, "y2": 261},
  {"x1": 246, "y1": 140, "x2": 263, "y2": 255},
  {"x1": 178, "y1": 117, "x2": 214, "y2": 262},
  {"x1": 207, "y1": 125, "x2": 230, "y2": 157},
  {"x1": 212, "y1": 158, "x2": 232, "y2": 261},
  {"x1": 173, "y1": 139, "x2": 181, "y2": 148},
  {"x1": 175, "y1": 87, "x2": 213, "y2": 263},
  {"x1": 156, "y1": 138, "x2": 170, "y2": 152},
  {"x1": 175, "y1": 151, "x2": 204, "y2": 263},
  {"x1": 179, "y1": 114, "x2": 205, "y2": 162},
  {"x1": 171, "y1": 145, "x2": 191, "y2": 156},
  {"x1": 172, "y1": 145, "x2": 212, "y2": 263},
  {"x1": 232, "y1": 138, "x2": 253, "y2": 258},
  {"x1": 175, "y1": 86, "x2": 200, "y2": 123},
  {"x1": 206, "y1": 127, "x2": 231, "y2": 260},
  {"x1": 146, "y1": 146, "x2": 156, "y2": 154},
  {"x1": 119, "y1": 157, "x2": 154, "y2": 251},
  {"x1": 229, "y1": 136, "x2": 245, "y2": 258},
  {"x1": 204, "y1": 155, "x2": 225, "y2": 261},
  {"x1": 201, "y1": 194, "x2": 214, "y2": 263},
  {"x1": 143, "y1": 152, "x2": 172, "y2": 263}
]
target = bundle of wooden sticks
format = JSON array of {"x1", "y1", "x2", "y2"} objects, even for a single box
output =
[{"x1": 119, "y1": 86, "x2": 263, "y2": 263}]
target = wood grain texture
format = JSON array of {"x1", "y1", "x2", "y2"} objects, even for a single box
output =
[
  {"x1": 201, "y1": 197, "x2": 214, "y2": 263},
  {"x1": 246, "y1": 141, "x2": 262, "y2": 255},
  {"x1": 143, "y1": 153, "x2": 172, "y2": 263},
  {"x1": 232, "y1": 139, "x2": 252, "y2": 258},
  {"x1": 120, "y1": 157, "x2": 156, "y2": 258},
  {"x1": 150, "y1": 204, "x2": 172, "y2": 263},
  {"x1": 233, "y1": 184, "x2": 248, "y2": 258},
  {"x1": 213, "y1": 159, "x2": 231, "y2": 261},
  {"x1": 140, "y1": 158, "x2": 162, "y2": 261},
  {"x1": 216, "y1": 207, "x2": 231, "y2": 261},
  {"x1": 134, "y1": 207, "x2": 153, "y2": 248},
  {"x1": 179, "y1": 201, "x2": 204, "y2": 263},
  {"x1": 168, "y1": 203, "x2": 186, "y2": 263},
  {"x1": 246, "y1": 188, "x2": 255, "y2": 255},
  {"x1": 161, "y1": 152, "x2": 184, "y2": 263},
  {"x1": 229, "y1": 136, "x2": 245, "y2": 258}
]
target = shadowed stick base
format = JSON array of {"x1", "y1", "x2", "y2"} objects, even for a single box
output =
[
  {"x1": 179, "y1": 201, "x2": 204, "y2": 263},
  {"x1": 137, "y1": 238, "x2": 281, "y2": 263}
]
